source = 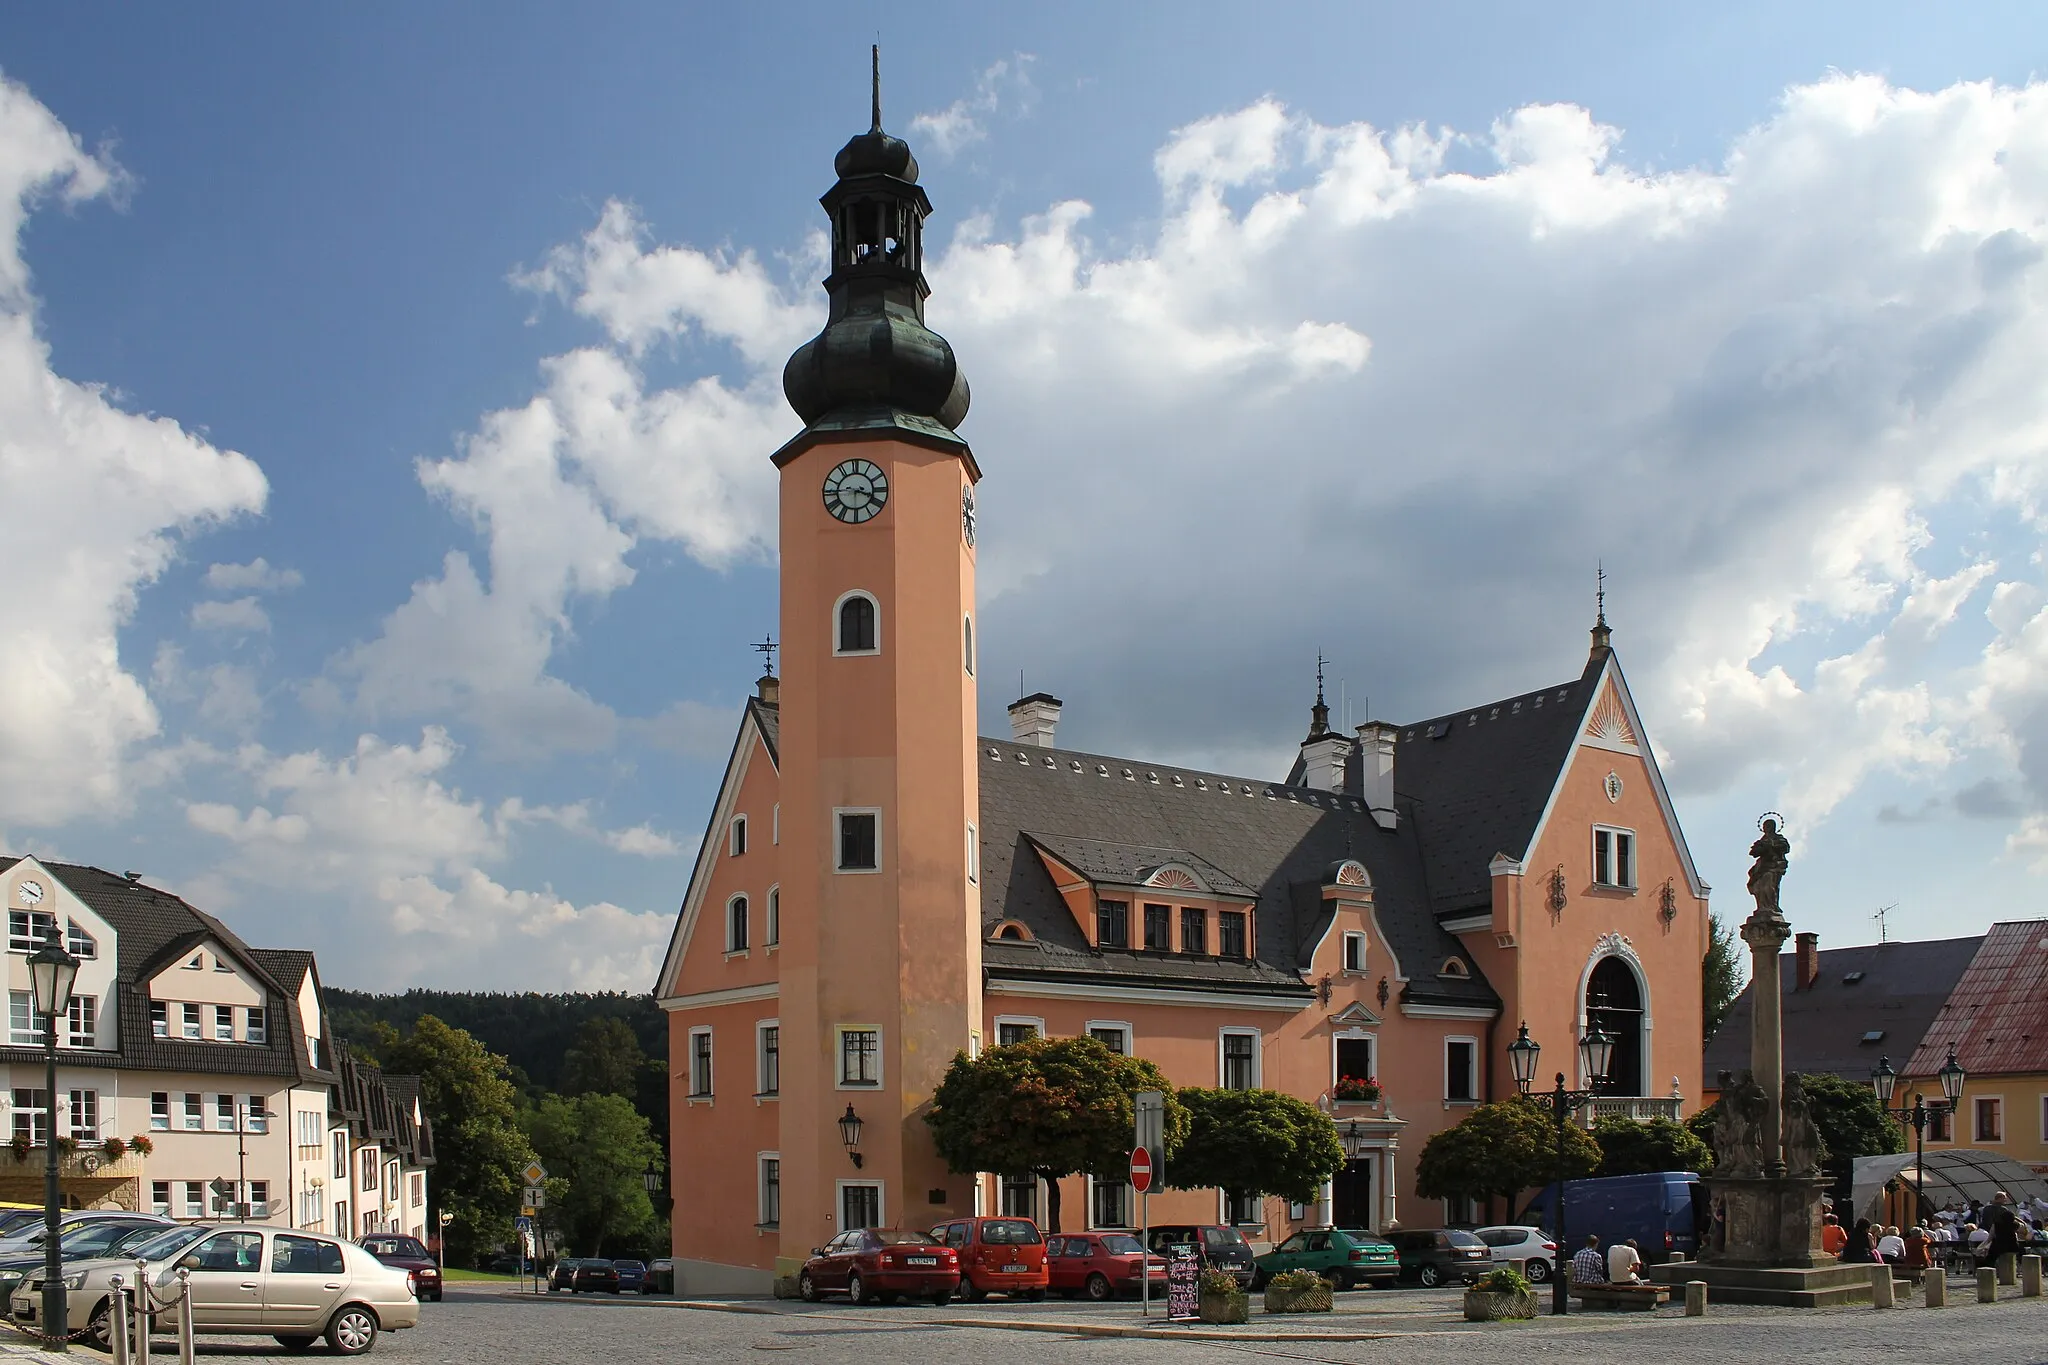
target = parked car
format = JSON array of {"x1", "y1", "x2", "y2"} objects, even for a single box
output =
[
  {"x1": 1471, "y1": 1225, "x2": 1557, "y2": 1282},
  {"x1": 644, "y1": 1258, "x2": 674, "y2": 1294},
  {"x1": 611, "y1": 1259, "x2": 647, "y2": 1292},
  {"x1": 10, "y1": 1223, "x2": 208, "y2": 1350},
  {"x1": 1385, "y1": 1228, "x2": 1490, "y2": 1287},
  {"x1": 360, "y1": 1235, "x2": 442, "y2": 1302},
  {"x1": 0, "y1": 1209, "x2": 168, "y2": 1258},
  {"x1": 18, "y1": 1224, "x2": 417, "y2": 1355},
  {"x1": 0, "y1": 1215, "x2": 174, "y2": 1304},
  {"x1": 1252, "y1": 1227, "x2": 1399, "y2": 1290},
  {"x1": 1517, "y1": 1171, "x2": 1704, "y2": 1263},
  {"x1": 929, "y1": 1217, "x2": 1048, "y2": 1300},
  {"x1": 546, "y1": 1259, "x2": 582, "y2": 1292},
  {"x1": 1143, "y1": 1225, "x2": 1257, "y2": 1289},
  {"x1": 570, "y1": 1260, "x2": 621, "y2": 1294},
  {"x1": 800, "y1": 1228, "x2": 959, "y2": 1304},
  {"x1": 1045, "y1": 1233, "x2": 1166, "y2": 1300},
  {"x1": 485, "y1": 1253, "x2": 522, "y2": 1275}
]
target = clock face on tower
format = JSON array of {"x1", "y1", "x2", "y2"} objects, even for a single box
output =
[
  {"x1": 961, "y1": 484, "x2": 976, "y2": 547},
  {"x1": 822, "y1": 459, "x2": 888, "y2": 524}
]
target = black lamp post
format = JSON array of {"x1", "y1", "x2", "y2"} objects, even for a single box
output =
[
  {"x1": 837, "y1": 1105, "x2": 864, "y2": 1170},
  {"x1": 1508, "y1": 1020, "x2": 1613, "y2": 1317},
  {"x1": 28, "y1": 930, "x2": 79, "y2": 1351},
  {"x1": 1871, "y1": 1049, "x2": 1967, "y2": 1235}
]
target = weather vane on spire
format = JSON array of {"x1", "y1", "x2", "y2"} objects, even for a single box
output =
[
  {"x1": 1596, "y1": 560, "x2": 1607, "y2": 628},
  {"x1": 870, "y1": 43, "x2": 882, "y2": 132},
  {"x1": 751, "y1": 636, "x2": 779, "y2": 677},
  {"x1": 1315, "y1": 650, "x2": 1328, "y2": 703}
]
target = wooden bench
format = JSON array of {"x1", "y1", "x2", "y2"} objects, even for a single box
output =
[{"x1": 1569, "y1": 1283, "x2": 1672, "y2": 1311}]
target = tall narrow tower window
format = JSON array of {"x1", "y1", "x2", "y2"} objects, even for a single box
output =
[
  {"x1": 963, "y1": 614, "x2": 974, "y2": 675},
  {"x1": 835, "y1": 592, "x2": 879, "y2": 655},
  {"x1": 835, "y1": 810, "x2": 881, "y2": 872}
]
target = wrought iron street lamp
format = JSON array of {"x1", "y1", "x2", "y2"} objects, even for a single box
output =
[
  {"x1": 1871, "y1": 1049, "x2": 1966, "y2": 1235},
  {"x1": 838, "y1": 1105, "x2": 864, "y2": 1169},
  {"x1": 1508, "y1": 1021, "x2": 1613, "y2": 1317},
  {"x1": 28, "y1": 930, "x2": 78, "y2": 1351},
  {"x1": 1938, "y1": 1047, "x2": 1968, "y2": 1113}
]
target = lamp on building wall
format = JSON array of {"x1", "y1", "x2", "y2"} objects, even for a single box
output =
[
  {"x1": 838, "y1": 1105, "x2": 865, "y2": 1169},
  {"x1": 28, "y1": 928, "x2": 78, "y2": 1352}
]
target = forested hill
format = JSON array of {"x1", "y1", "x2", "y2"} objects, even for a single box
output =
[{"x1": 325, "y1": 989, "x2": 665, "y2": 1092}]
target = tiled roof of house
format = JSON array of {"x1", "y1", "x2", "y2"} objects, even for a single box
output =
[
  {"x1": 1705, "y1": 935, "x2": 1983, "y2": 1082},
  {"x1": 1908, "y1": 920, "x2": 2048, "y2": 1077},
  {"x1": 1021, "y1": 834, "x2": 1263, "y2": 900}
]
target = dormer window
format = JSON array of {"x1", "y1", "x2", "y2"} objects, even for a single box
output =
[
  {"x1": 150, "y1": 1003, "x2": 168, "y2": 1039},
  {"x1": 246, "y1": 1007, "x2": 267, "y2": 1045},
  {"x1": 182, "y1": 1004, "x2": 202, "y2": 1040},
  {"x1": 1096, "y1": 900, "x2": 1129, "y2": 950},
  {"x1": 215, "y1": 1005, "x2": 235, "y2": 1041},
  {"x1": 1218, "y1": 911, "x2": 1248, "y2": 959}
]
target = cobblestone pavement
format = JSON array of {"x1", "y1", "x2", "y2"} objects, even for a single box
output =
[{"x1": 0, "y1": 1281, "x2": 2042, "y2": 1363}]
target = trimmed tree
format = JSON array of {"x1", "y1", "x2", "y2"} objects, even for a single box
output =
[
  {"x1": 926, "y1": 1036, "x2": 1186, "y2": 1233},
  {"x1": 1593, "y1": 1115, "x2": 1714, "y2": 1176},
  {"x1": 1415, "y1": 1096, "x2": 1599, "y2": 1221},
  {"x1": 1167, "y1": 1088, "x2": 1345, "y2": 1214}
]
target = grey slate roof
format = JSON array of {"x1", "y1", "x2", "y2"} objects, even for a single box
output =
[
  {"x1": 976, "y1": 738, "x2": 1497, "y2": 1009},
  {"x1": 1022, "y1": 834, "x2": 1262, "y2": 900},
  {"x1": 1703, "y1": 935, "x2": 1984, "y2": 1082}
]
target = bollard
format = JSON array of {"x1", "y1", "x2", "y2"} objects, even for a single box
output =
[
  {"x1": 132, "y1": 1259, "x2": 150, "y2": 1365},
  {"x1": 1868, "y1": 1264, "x2": 1895, "y2": 1308},
  {"x1": 2023, "y1": 1254, "x2": 2043, "y2": 1298},
  {"x1": 1996, "y1": 1253, "x2": 2016, "y2": 1286},
  {"x1": 1684, "y1": 1281, "x2": 1707, "y2": 1316},
  {"x1": 1924, "y1": 1271, "x2": 1946, "y2": 1308},
  {"x1": 109, "y1": 1276, "x2": 128, "y2": 1365},
  {"x1": 175, "y1": 1268, "x2": 194, "y2": 1365},
  {"x1": 1977, "y1": 1267, "x2": 1997, "y2": 1303}
]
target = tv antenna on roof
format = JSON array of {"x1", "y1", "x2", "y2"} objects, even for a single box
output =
[
  {"x1": 1873, "y1": 902, "x2": 1898, "y2": 944},
  {"x1": 751, "y1": 636, "x2": 778, "y2": 677}
]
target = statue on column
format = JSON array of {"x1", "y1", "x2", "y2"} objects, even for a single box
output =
[
  {"x1": 1781, "y1": 1074, "x2": 1822, "y2": 1180},
  {"x1": 1746, "y1": 818, "x2": 1791, "y2": 917},
  {"x1": 1715, "y1": 1071, "x2": 1770, "y2": 1178}
]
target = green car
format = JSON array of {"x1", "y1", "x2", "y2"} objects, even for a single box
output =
[{"x1": 1252, "y1": 1228, "x2": 1399, "y2": 1290}]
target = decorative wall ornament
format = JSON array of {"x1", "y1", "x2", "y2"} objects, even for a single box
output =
[
  {"x1": 1376, "y1": 977, "x2": 1390, "y2": 1008},
  {"x1": 1147, "y1": 867, "x2": 1200, "y2": 891},
  {"x1": 1334, "y1": 860, "x2": 1370, "y2": 887},
  {"x1": 1584, "y1": 688, "x2": 1639, "y2": 748},
  {"x1": 1590, "y1": 931, "x2": 1641, "y2": 968},
  {"x1": 1603, "y1": 771, "x2": 1624, "y2": 803},
  {"x1": 1659, "y1": 880, "x2": 1677, "y2": 924},
  {"x1": 1547, "y1": 867, "x2": 1568, "y2": 914}
]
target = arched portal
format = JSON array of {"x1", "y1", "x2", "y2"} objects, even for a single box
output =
[{"x1": 1587, "y1": 955, "x2": 1645, "y2": 1096}]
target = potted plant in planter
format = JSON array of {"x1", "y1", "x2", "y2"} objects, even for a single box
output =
[
  {"x1": 1333, "y1": 1075, "x2": 1382, "y2": 1103},
  {"x1": 1262, "y1": 1268, "x2": 1334, "y2": 1315},
  {"x1": 1464, "y1": 1265, "x2": 1538, "y2": 1322},
  {"x1": 1198, "y1": 1268, "x2": 1250, "y2": 1324},
  {"x1": 7, "y1": 1133, "x2": 29, "y2": 1162},
  {"x1": 101, "y1": 1137, "x2": 127, "y2": 1161},
  {"x1": 53, "y1": 1135, "x2": 78, "y2": 1158},
  {"x1": 128, "y1": 1134, "x2": 154, "y2": 1156}
]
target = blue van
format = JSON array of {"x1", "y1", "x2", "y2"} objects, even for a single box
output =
[{"x1": 1517, "y1": 1171, "x2": 1704, "y2": 1262}]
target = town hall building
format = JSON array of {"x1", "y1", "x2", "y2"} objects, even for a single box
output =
[{"x1": 654, "y1": 79, "x2": 1710, "y2": 1296}]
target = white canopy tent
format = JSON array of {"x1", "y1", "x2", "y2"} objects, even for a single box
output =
[{"x1": 1849, "y1": 1148, "x2": 2048, "y2": 1224}]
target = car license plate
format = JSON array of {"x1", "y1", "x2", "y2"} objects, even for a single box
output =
[
  {"x1": 1004, "y1": 1263, "x2": 1027, "y2": 1273},
  {"x1": 908, "y1": 1256, "x2": 937, "y2": 1266}
]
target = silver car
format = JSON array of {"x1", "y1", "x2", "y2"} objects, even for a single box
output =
[
  {"x1": 18, "y1": 1224, "x2": 418, "y2": 1355},
  {"x1": 12, "y1": 1222, "x2": 206, "y2": 1349}
]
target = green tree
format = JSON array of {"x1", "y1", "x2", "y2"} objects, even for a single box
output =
[
  {"x1": 1703, "y1": 913, "x2": 1746, "y2": 1043},
  {"x1": 1415, "y1": 1096, "x2": 1599, "y2": 1219},
  {"x1": 562, "y1": 1017, "x2": 648, "y2": 1098},
  {"x1": 384, "y1": 1015, "x2": 538, "y2": 1264},
  {"x1": 525, "y1": 1092, "x2": 663, "y2": 1257},
  {"x1": 1687, "y1": 1071, "x2": 1904, "y2": 1169},
  {"x1": 926, "y1": 1036, "x2": 1186, "y2": 1233},
  {"x1": 1593, "y1": 1115, "x2": 1713, "y2": 1176},
  {"x1": 1166, "y1": 1088, "x2": 1343, "y2": 1211}
]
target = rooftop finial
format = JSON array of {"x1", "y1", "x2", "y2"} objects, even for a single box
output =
[
  {"x1": 751, "y1": 635, "x2": 779, "y2": 678},
  {"x1": 1596, "y1": 559, "x2": 1607, "y2": 628},
  {"x1": 871, "y1": 43, "x2": 882, "y2": 132},
  {"x1": 1307, "y1": 651, "x2": 1331, "y2": 739}
]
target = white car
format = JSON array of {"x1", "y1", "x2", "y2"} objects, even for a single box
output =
[{"x1": 1471, "y1": 1226, "x2": 1556, "y2": 1282}]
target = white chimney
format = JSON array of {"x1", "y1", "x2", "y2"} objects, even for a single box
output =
[
  {"x1": 1355, "y1": 721, "x2": 1397, "y2": 829},
  {"x1": 1299, "y1": 734, "x2": 1352, "y2": 793},
  {"x1": 1008, "y1": 693, "x2": 1063, "y2": 748}
]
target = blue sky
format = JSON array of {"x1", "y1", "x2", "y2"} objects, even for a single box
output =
[{"x1": 3, "y1": 3, "x2": 2048, "y2": 988}]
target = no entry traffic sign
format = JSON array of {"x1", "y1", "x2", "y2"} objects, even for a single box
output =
[{"x1": 1129, "y1": 1145, "x2": 1153, "y2": 1193}]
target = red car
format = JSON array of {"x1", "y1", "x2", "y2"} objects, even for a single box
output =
[
  {"x1": 929, "y1": 1216, "x2": 1048, "y2": 1301},
  {"x1": 799, "y1": 1228, "x2": 959, "y2": 1305},
  {"x1": 1046, "y1": 1233, "x2": 1167, "y2": 1301}
]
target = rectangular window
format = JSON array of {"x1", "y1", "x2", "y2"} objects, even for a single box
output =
[
  {"x1": 841, "y1": 1182, "x2": 882, "y2": 1231},
  {"x1": 730, "y1": 816, "x2": 748, "y2": 856},
  {"x1": 1221, "y1": 1030, "x2": 1258, "y2": 1090},
  {"x1": 183, "y1": 1182, "x2": 204, "y2": 1219},
  {"x1": 836, "y1": 810, "x2": 879, "y2": 871},
  {"x1": 1091, "y1": 1179, "x2": 1133, "y2": 1229},
  {"x1": 1089, "y1": 1025, "x2": 1129, "y2": 1055},
  {"x1": 999, "y1": 1174, "x2": 1037, "y2": 1219},
  {"x1": 332, "y1": 1132, "x2": 347, "y2": 1180},
  {"x1": 1446, "y1": 1039, "x2": 1478, "y2": 1102},
  {"x1": 10, "y1": 1089, "x2": 46, "y2": 1145},
  {"x1": 182, "y1": 1003, "x2": 202, "y2": 1039},
  {"x1": 65, "y1": 921, "x2": 96, "y2": 960},
  {"x1": 967, "y1": 824, "x2": 979, "y2": 884},
  {"x1": 249, "y1": 1180, "x2": 269, "y2": 1214},
  {"x1": 1343, "y1": 932, "x2": 1367, "y2": 973},
  {"x1": 151, "y1": 1002, "x2": 168, "y2": 1038},
  {"x1": 1593, "y1": 827, "x2": 1636, "y2": 888},
  {"x1": 690, "y1": 1029, "x2": 713, "y2": 1098},
  {"x1": 758, "y1": 1024, "x2": 780, "y2": 1096},
  {"x1": 151, "y1": 1181, "x2": 171, "y2": 1217},
  {"x1": 1143, "y1": 904, "x2": 1172, "y2": 951},
  {"x1": 1218, "y1": 911, "x2": 1248, "y2": 958},
  {"x1": 1181, "y1": 908, "x2": 1207, "y2": 955},
  {"x1": 996, "y1": 1020, "x2": 1039, "y2": 1047},
  {"x1": 759, "y1": 1157, "x2": 781, "y2": 1227},
  {"x1": 411, "y1": 1173, "x2": 424, "y2": 1208},
  {"x1": 1096, "y1": 900, "x2": 1129, "y2": 949},
  {"x1": 333, "y1": 1201, "x2": 347, "y2": 1237},
  {"x1": 361, "y1": 1150, "x2": 378, "y2": 1192},
  {"x1": 215, "y1": 1004, "x2": 235, "y2": 1041},
  {"x1": 765, "y1": 889, "x2": 779, "y2": 946},
  {"x1": 183, "y1": 1093, "x2": 203, "y2": 1131},
  {"x1": 1335, "y1": 1035, "x2": 1374, "y2": 1089},
  {"x1": 247, "y1": 1097, "x2": 269, "y2": 1133},
  {"x1": 8, "y1": 992, "x2": 41, "y2": 1046},
  {"x1": 839, "y1": 1028, "x2": 879, "y2": 1087},
  {"x1": 217, "y1": 1094, "x2": 236, "y2": 1131},
  {"x1": 67, "y1": 1089, "x2": 98, "y2": 1138},
  {"x1": 246, "y1": 1007, "x2": 267, "y2": 1044},
  {"x1": 296, "y1": 1109, "x2": 320, "y2": 1149},
  {"x1": 151, "y1": 1092, "x2": 170, "y2": 1131},
  {"x1": 1225, "y1": 1191, "x2": 1262, "y2": 1225},
  {"x1": 386, "y1": 1160, "x2": 398, "y2": 1204},
  {"x1": 727, "y1": 897, "x2": 749, "y2": 952},
  {"x1": 8, "y1": 909, "x2": 55, "y2": 952},
  {"x1": 1975, "y1": 1097, "x2": 2003, "y2": 1142},
  {"x1": 65, "y1": 996, "x2": 96, "y2": 1048}
]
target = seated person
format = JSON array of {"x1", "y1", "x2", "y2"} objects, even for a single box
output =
[
  {"x1": 1570, "y1": 1234, "x2": 1607, "y2": 1286},
  {"x1": 1902, "y1": 1227, "x2": 1931, "y2": 1277},
  {"x1": 1605, "y1": 1237, "x2": 1643, "y2": 1284},
  {"x1": 1875, "y1": 1225, "x2": 1906, "y2": 1264},
  {"x1": 1820, "y1": 1214, "x2": 1847, "y2": 1257}
]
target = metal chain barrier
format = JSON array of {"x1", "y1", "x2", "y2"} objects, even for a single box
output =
[{"x1": 102, "y1": 1259, "x2": 195, "y2": 1365}]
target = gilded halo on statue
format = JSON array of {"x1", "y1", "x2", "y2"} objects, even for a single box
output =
[{"x1": 1756, "y1": 810, "x2": 1784, "y2": 832}]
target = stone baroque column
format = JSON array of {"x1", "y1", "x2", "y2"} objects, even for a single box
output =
[{"x1": 1740, "y1": 906, "x2": 1792, "y2": 1176}]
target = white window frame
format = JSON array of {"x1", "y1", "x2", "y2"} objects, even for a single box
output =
[
  {"x1": 833, "y1": 807, "x2": 883, "y2": 874},
  {"x1": 772, "y1": 804, "x2": 780, "y2": 845},
  {"x1": 967, "y1": 824, "x2": 979, "y2": 885},
  {"x1": 688, "y1": 1026, "x2": 714, "y2": 1101},
  {"x1": 963, "y1": 613, "x2": 974, "y2": 676},
  {"x1": 183, "y1": 1093, "x2": 203, "y2": 1131},
  {"x1": 65, "y1": 920, "x2": 96, "y2": 960},
  {"x1": 8, "y1": 992, "x2": 41, "y2": 1046},
  {"x1": 1593, "y1": 825, "x2": 1637, "y2": 889},
  {"x1": 835, "y1": 1178, "x2": 884, "y2": 1230},
  {"x1": 1332, "y1": 1030, "x2": 1376, "y2": 1088},
  {"x1": 151, "y1": 1092, "x2": 170, "y2": 1131},
  {"x1": 1219, "y1": 1027, "x2": 1262, "y2": 1090},
  {"x1": 1974, "y1": 1094, "x2": 2004, "y2": 1143},
  {"x1": 758, "y1": 1153, "x2": 782, "y2": 1228},
  {"x1": 1085, "y1": 1021, "x2": 1133, "y2": 1056},
  {"x1": 993, "y1": 1015, "x2": 1044, "y2": 1047},
  {"x1": 729, "y1": 815, "x2": 748, "y2": 857},
  {"x1": 764, "y1": 886, "x2": 780, "y2": 947},
  {"x1": 1444, "y1": 1035, "x2": 1480, "y2": 1105},
  {"x1": 151, "y1": 1181, "x2": 172, "y2": 1217},
  {"x1": 1220, "y1": 1189, "x2": 1262, "y2": 1226},
  {"x1": 183, "y1": 1181, "x2": 204, "y2": 1219},
  {"x1": 755, "y1": 1019, "x2": 780, "y2": 1098},
  {"x1": 832, "y1": 589, "x2": 882, "y2": 657},
  {"x1": 1342, "y1": 931, "x2": 1368, "y2": 975},
  {"x1": 215, "y1": 1004, "x2": 235, "y2": 1041},
  {"x1": 1087, "y1": 1175, "x2": 1133, "y2": 1230},
  {"x1": 725, "y1": 895, "x2": 750, "y2": 955},
  {"x1": 182, "y1": 1003, "x2": 202, "y2": 1039},
  {"x1": 246, "y1": 1006, "x2": 267, "y2": 1045},
  {"x1": 836, "y1": 1025, "x2": 883, "y2": 1090}
]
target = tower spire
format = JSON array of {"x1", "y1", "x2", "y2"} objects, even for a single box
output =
[
  {"x1": 1590, "y1": 560, "x2": 1613, "y2": 657},
  {"x1": 871, "y1": 44, "x2": 882, "y2": 132},
  {"x1": 1307, "y1": 651, "x2": 1331, "y2": 739}
]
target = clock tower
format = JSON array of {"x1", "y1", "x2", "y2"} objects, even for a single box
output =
[{"x1": 772, "y1": 51, "x2": 983, "y2": 1249}]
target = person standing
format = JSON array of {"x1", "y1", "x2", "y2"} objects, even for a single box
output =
[{"x1": 1571, "y1": 1235, "x2": 1607, "y2": 1285}]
